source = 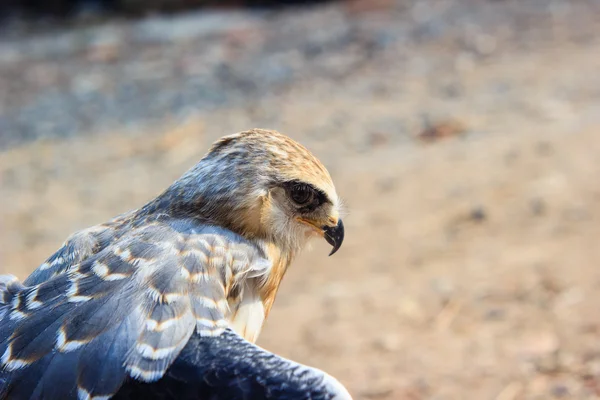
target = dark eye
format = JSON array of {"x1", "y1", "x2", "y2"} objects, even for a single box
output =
[{"x1": 290, "y1": 184, "x2": 314, "y2": 205}]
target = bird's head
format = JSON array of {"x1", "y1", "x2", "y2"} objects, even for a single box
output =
[{"x1": 156, "y1": 129, "x2": 344, "y2": 256}]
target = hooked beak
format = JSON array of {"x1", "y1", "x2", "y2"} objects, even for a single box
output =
[{"x1": 323, "y1": 219, "x2": 344, "y2": 256}]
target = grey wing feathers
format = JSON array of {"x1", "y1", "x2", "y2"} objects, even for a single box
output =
[
  {"x1": 0, "y1": 220, "x2": 269, "y2": 400},
  {"x1": 114, "y1": 328, "x2": 352, "y2": 400},
  {"x1": 23, "y1": 219, "x2": 125, "y2": 287},
  {"x1": 0, "y1": 275, "x2": 24, "y2": 321}
]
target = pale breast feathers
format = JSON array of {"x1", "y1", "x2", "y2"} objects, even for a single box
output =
[{"x1": 0, "y1": 220, "x2": 271, "y2": 399}]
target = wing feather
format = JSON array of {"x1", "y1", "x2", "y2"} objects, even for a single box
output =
[
  {"x1": 77, "y1": 309, "x2": 141, "y2": 398},
  {"x1": 113, "y1": 329, "x2": 352, "y2": 400},
  {"x1": 0, "y1": 220, "x2": 271, "y2": 400},
  {"x1": 23, "y1": 218, "x2": 127, "y2": 286}
]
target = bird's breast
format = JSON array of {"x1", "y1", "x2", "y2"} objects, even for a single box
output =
[
  {"x1": 258, "y1": 244, "x2": 291, "y2": 319},
  {"x1": 227, "y1": 282, "x2": 266, "y2": 343},
  {"x1": 227, "y1": 243, "x2": 291, "y2": 343}
]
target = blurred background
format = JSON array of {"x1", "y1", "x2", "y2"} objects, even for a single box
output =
[{"x1": 1, "y1": 0, "x2": 600, "y2": 398}]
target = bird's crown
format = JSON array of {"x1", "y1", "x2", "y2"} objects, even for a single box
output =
[{"x1": 205, "y1": 129, "x2": 337, "y2": 202}]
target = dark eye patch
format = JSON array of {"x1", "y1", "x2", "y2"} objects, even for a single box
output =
[{"x1": 281, "y1": 180, "x2": 329, "y2": 213}]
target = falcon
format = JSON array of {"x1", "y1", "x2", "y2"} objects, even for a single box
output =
[{"x1": 0, "y1": 129, "x2": 350, "y2": 400}]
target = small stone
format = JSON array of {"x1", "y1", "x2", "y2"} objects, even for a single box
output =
[
  {"x1": 377, "y1": 177, "x2": 396, "y2": 193},
  {"x1": 551, "y1": 383, "x2": 569, "y2": 398},
  {"x1": 416, "y1": 118, "x2": 467, "y2": 143},
  {"x1": 530, "y1": 198, "x2": 546, "y2": 216},
  {"x1": 536, "y1": 141, "x2": 554, "y2": 156},
  {"x1": 372, "y1": 334, "x2": 401, "y2": 352},
  {"x1": 368, "y1": 131, "x2": 391, "y2": 148},
  {"x1": 469, "y1": 206, "x2": 487, "y2": 222},
  {"x1": 484, "y1": 308, "x2": 505, "y2": 321}
]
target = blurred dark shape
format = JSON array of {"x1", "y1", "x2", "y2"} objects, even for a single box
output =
[
  {"x1": 0, "y1": 0, "x2": 114, "y2": 17},
  {"x1": 469, "y1": 206, "x2": 487, "y2": 223},
  {"x1": 530, "y1": 198, "x2": 546, "y2": 217},
  {"x1": 0, "y1": 0, "x2": 335, "y2": 18}
]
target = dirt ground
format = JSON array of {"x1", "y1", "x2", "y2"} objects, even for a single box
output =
[{"x1": 2, "y1": 1, "x2": 600, "y2": 399}]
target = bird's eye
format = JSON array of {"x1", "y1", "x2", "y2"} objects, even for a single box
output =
[{"x1": 290, "y1": 184, "x2": 313, "y2": 205}]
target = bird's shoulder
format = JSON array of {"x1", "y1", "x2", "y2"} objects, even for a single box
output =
[
  {"x1": 23, "y1": 211, "x2": 135, "y2": 286},
  {"x1": 24, "y1": 210, "x2": 270, "y2": 286}
]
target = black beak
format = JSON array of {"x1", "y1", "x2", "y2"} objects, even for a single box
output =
[{"x1": 323, "y1": 219, "x2": 344, "y2": 256}]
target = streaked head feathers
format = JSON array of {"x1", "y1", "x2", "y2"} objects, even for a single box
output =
[{"x1": 148, "y1": 129, "x2": 343, "y2": 255}]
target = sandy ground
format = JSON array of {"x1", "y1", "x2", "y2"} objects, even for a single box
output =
[{"x1": 2, "y1": 1, "x2": 600, "y2": 399}]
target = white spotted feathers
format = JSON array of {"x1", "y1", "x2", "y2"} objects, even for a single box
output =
[{"x1": 0, "y1": 221, "x2": 270, "y2": 399}]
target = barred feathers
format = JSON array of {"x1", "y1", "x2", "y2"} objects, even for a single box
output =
[{"x1": 0, "y1": 219, "x2": 270, "y2": 400}]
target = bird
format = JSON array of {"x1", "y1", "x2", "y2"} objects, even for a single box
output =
[{"x1": 0, "y1": 129, "x2": 350, "y2": 400}]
